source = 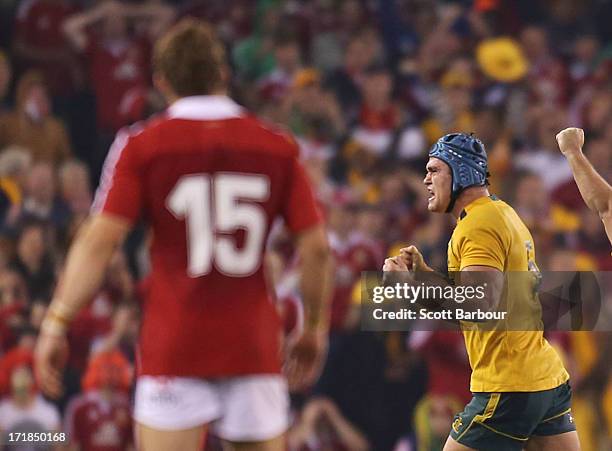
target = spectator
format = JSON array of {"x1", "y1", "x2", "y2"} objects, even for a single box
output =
[
  {"x1": 58, "y1": 159, "x2": 92, "y2": 216},
  {"x1": 352, "y1": 64, "x2": 425, "y2": 162},
  {"x1": 280, "y1": 68, "x2": 345, "y2": 148},
  {"x1": 0, "y1": 269, "x2": 29, "y2": 352},
  {"x1": 583, "y1": 86, "x2": 612, "y2": 136},
  {"x1": 351, "y1": 65, "x2": 401, "y2": 155},
  {"x1": 326, "y1": 203, "x2": 381, "y2": 332},
  {"x1": 180, "y1": 0, "x2": 252, "y2": 44},
  {"x1": 232, "y1": 3, "x2": 281, "y2": 83},
  {"x1": 64, "y1": 351, "x2": 133, "y2": 451},
  {"x1": 0, "y1": 71, "x2": 72, "y2": 165},
  {"x1": 325, "y1": 34, "x2": 376, "y2": 118},
  {"x1": 288, "y1": 397, "x2": 370, "y2": 451},
  {"x1": 12, "y1": 0, "x2": 80, "y2": 98},
  {"x1": 0, "y1": 327, "x2": 35, "y2": 395},
  {"x1": 569, "y1": 35, "x2": 600, "y2": 88},
  {"x1": 0, "y1": 365, "x2": 61, "y2": 448},
  {"x1": 515, "y1": 106, "x2": 573, "y2": 192},
  {"x1": 10, "y1": 220, "x2": 55, "y2": 304},
  {"x1": 62, "y1": 1, "x2": 174, "y2": 135},
  {"x1": 409, "y1": 332, "x2": 471, "y2": 405},
  {"x1": 521, "y1": 25, "x2": 568, "y2": 108},
  {"x1": 576, "y1": 208, "x2": 612, "y2": 269},
  {"x1": 512, "y1": 171, "x2": 554, "y2": 243},
  {"x1": 421, "y1": 58, "x2": 476, "y2": 145},
  {"x1": 257, "y1": 33, "x2": 302, "y2": 103},
  {"x1": 0, "y1": 146, "x2": 31, "y2": 227},
  {"x1": 20, "y1": 161, "x2": 70, "y2": 230}
]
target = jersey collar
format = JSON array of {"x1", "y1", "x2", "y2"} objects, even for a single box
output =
[
  {"x1": 459, "y1": 195, "x2": 498, "y2": 220},
  {"x1": 167, "y1": 95, "x2": 244, "y2": 121}
]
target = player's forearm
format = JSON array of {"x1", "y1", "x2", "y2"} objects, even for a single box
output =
[
  {"x1": 566, "y1": 151, "x2": 612, "y2": 217},
  {"x1": 42, "y1": 220, "x2": 122, "y2": 334},
  {"x1": 299, "y1": 240, "x2": 333, "y2": 331}
]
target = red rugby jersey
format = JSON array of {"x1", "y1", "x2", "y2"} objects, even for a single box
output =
[{"x1": 92, "y1": 96, "x2": 322, "y2": 377}]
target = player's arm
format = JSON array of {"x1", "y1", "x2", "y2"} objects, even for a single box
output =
[
  {"x1": 296, "y1": 224, "x2": 333, "y2": 332},
  {"x1": 35, "y1": 214, "x2": 130, "y2": 397},
  {"x1": 383, "y1": 258, "x2": 503, "y2": 316},
  {"x1": 285, "y1": 225, "x2": 332, "y2": 391},
  {"x1": 457, "y1": 265, "x2": 504, "y2": 312},
  {"x1": 557, "y1": 127, "x2": 612, "y2": 243},
  {"x1": 35, "y1": 122, "x2": 142, "y2": 398},
  {"x1": 384, "y1": 245, "x2": 504, "y2": 316},
  {"x1": 49, "y1": 215, "x2": 130, "y2": 328},
  {"x1": 282, "y1": 150, "x2": 333, "y2": 390}
]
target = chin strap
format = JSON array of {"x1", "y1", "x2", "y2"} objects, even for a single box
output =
[{"x1": 445, "y1": 184, "x2": 462, "y2": 213}]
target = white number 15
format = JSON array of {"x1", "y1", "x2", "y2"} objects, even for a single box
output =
[{"x1": 166, "y1": 173, "x2": 270, "y2": 278}]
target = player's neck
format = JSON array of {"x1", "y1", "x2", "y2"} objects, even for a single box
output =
[
  {"x1": 450, "y1": 187, "x2": 490, "y2": 218},
  {"x1": 168, "y1": 89, "x2": 229, "y2": 106}
]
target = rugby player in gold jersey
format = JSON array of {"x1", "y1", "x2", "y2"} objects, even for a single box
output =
[{"x1": 384, "y1": 133, "x2": 580, "y2": 451}]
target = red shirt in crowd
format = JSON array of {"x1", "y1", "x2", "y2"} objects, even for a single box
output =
[
  {"x1": 14, "y1": 0, "x2": 79, "y2": 95},
  {"x1": 329, "y1": 233, "x2": 382, "y2": 330},
  {"x1": 64, "y1": 391, "x2": 132, "y2": 451},
  {"x1": 92, "y1": 96, "x2": 322, "y2": 378},
  {"x1": 84, "y1": 35, "x2": 150, "y2": 132},
  {"x1": 410, "y1": 331, "x2": 471, "y2": 404},
  {"x1": 0, "y1": 346, "x2": 34, "y2": 396},
  {"x1": 358, "y1": 103, "x2": 400, "y2": 131},
  {"x1": 68, "y1": 288, "x2": 121, "y2": 372}
]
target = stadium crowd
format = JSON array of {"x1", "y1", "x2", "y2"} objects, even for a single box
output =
[{"x1": 0, "y1": 0, "x2": 611, "y2": 450}]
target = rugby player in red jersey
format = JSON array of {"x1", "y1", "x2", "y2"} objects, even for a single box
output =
[{"x1": 34, "y1": 19, "x2": 332, "y2": 451}]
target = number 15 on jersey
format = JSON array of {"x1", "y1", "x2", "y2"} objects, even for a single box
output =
[{"x1": 166, "y1": 173, "x2": 270, "y2": 278}]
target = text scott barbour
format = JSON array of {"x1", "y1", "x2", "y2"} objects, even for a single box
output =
[{"x1": 370, "y1": 282, "x2": 508, "y2": 321}]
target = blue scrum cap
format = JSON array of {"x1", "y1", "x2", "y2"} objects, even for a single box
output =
[{"x1": 428, "y1": 133, "x2": 488, "y2": 212}]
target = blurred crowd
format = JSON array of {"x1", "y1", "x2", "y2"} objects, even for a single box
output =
[{"x1": 0, "y1": 0, "x2": 611, "y2": 450}]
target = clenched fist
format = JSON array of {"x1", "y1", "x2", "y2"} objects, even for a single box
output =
[
  {"x1": 400, "y1": 245, "x2": 433, "y2": 272},
  {"x1": 556, "y1": 128, "x2": 584, "y2": 157},
  {"x1": 383, "y1": 256, "x2": 408, "y2": 272}
]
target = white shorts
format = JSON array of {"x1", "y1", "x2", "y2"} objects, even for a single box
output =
[{"x1": 133, "y1": 375, "x2": 289, "y2": 442}]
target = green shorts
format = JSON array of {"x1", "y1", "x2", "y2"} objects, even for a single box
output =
[{"x1": 449, "y1": 382, "x2": 576, "y2": 451}]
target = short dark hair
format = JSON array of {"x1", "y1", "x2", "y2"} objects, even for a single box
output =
[{"x1": 153, "y1": 19, "x2": 226, "y2": 97}]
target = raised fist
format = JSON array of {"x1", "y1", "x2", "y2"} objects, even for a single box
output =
[{"x1": 556, "y1": 128, "x2": 584, "y2": 157}]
